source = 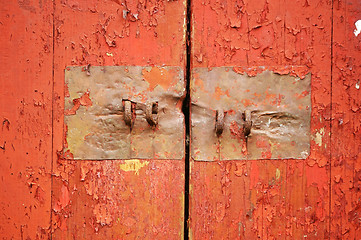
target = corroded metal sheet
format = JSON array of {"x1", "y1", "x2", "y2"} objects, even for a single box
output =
[
  {"x1": 64, "y1": 66, "x2": 185, "y2": 160},
  {"x1": 191, "y1": 67, "x2": 311, "y2": 161}
]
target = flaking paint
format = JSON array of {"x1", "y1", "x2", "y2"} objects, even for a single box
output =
[
  {"x1": 189, "y1": 0, "x2": 334, "y2": 239},
  {"x1": 0, "y1": 0, "x2": 360, "y2": 239},
  {"x1": 51, "y1": 0, "x2": 187, "y2": 238},
  {"x1": 118, "y1": 160, "x2": 149, "y2": 175}
]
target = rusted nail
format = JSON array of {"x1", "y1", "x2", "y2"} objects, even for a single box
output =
[
  {"x1": 243, "y1": 109, "x2": 252, "y2": 137},
  {"x1": 215, "y1": 110, "x2": 224, "y2": 137},
  {"x1": 145, "y1": 102, "x2": 158, "y2": 128},
  {"x1": 123, "y1": 100, "x2": 135, "y2": 129}
]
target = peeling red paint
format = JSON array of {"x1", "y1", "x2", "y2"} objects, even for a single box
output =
[
  {"x1": 0, "y1": 1, "x2": 53, "y2": 239},
  {"x1": 233, "y1": 65, "x2": 310, "y2": 79},
  {"x1": 51, "y1": 0, "x2": 186, "y2": 239},
  {"x1": 331, "y1": 0, "x2": 361, "y2": 238},
  {"x1": 190, "y1": 0, "x2": 335, "y2": 238},
  {"x1": 1, "y1": 0, "x2": 361, "y2": 239}
]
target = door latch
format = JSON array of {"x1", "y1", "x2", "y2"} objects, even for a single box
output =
[
  {"x1": 191, "y1": 67, "x2": 311, "y2": 161},
  {"x1": 64, "y1": 66, "x2": 185, "y2": 160},
  {"x1": 215, "y1": 109, "x2": 252, "y2": 138},
  {"x1": 122, "y1": 100, "x2": 158, "y2": 129}
]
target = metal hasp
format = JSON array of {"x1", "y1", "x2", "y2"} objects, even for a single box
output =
[
  {"x1": 64, "y1": 66, "x2": 185, "y2": 160},
  {"x1": 191, "y1": 67, "x2": 311, "y2": 161}
]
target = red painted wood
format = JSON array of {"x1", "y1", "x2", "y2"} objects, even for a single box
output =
[
  {"x1": 0, "y1": 1, "x2": 53, "y2": 239},
  {"x1": 1, "y1": 0, "x2": 361, "y2": 239},
  {"x1": 331, "y1": 0, "x2": 361, "y2": 238},
  {"x1": 51, "y1": 0, "x2": 186, "y2": 239},
  {"x1": 190, "y1": 0, "x2": 332, "y2": 239}
]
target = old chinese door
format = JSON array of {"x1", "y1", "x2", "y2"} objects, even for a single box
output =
[
  {"x1": 189, "y1": 0, "x2": 361, "y2": 239},
  {"x1": 1, "y1": 0, "x2": 187, "y2": 239},
  {"x1": 1, "y1": 0, "x2": 361, "y2": 239},
  {"x1": 51, "y1": 0, "x2": 187, "y2": 239}
]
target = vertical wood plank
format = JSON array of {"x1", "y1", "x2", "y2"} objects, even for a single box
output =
[
  {"x1": 51, "y1": 0, "x2": 187, "y2": 239},
  {"x1": 0, "y1": 1, "x2": 53, "y2": 239},
  {"x1": 190, "y1": 0, "x2": 332, "y2": 239},
  {"x1": 284, "y1": 1, "x2": 332, "y2": 239},
  {"x1": 331, "y1": 0, "x2": 361, "y2": 238}
]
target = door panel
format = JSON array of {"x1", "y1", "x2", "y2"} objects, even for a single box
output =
[
  {"x1": 0, "y1": 2, "x2": 53, "y2": 239},
  {"x1": 189, "y1": 0, "x2": 332, "y2": 239},
  {"x1": 1, "y1": 0, "x2": 361, "y2": 239},
  {"x1": 52, "y1": 0, "x2": 186, "y2": 239},
  {"x1": 331, "y1": 0, "x2": 361, "y2": 238}
]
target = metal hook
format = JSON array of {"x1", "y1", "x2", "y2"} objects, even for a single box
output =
[
  {"x1": 243, "y1": 110, "x2": 252, "y2": 137},
  {"x1": 145, "y1": 102, "x2": 158, "y2": 127},
  {"x1": 215, "y1": 110, "x2": 225, "y2": 137},
  {"x1": 123, "y1": 100, "x2": 135, "y2": 129}
]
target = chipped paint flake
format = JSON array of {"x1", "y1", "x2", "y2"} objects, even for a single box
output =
[
  {"x1": 354, "y1": 20, "x2": 361, "y2": 36},
  {"x1": 119, "y1": 160, "x2": 149, "y2": 175},
  {"x1": 276, "y1": 168, "x2": 280, "y2": 180},
  {"x1": 313, "y1": 128, "x2": 325, "y2": 147}
]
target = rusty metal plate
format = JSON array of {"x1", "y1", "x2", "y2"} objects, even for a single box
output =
[
  {"x1": 191, "y1": 67, "x2": 311, "y2": 161},
  {"x1": 64, "y1": 66, "x2": 185, "y2": 160}
]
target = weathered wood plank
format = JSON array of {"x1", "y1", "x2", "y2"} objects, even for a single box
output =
[
  {"x1": 0, "y1": 1, "x2": 53, "y2": 239},
  {"x1": 52, "y1": 1, "x2": 187, "y2": 239}
]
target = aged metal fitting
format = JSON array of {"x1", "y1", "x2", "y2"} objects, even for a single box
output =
[
  {"x1": 215, "y1": 110, "x2": 225, "y2": 137},
  {"x1": 123, "y1": 100, "x2": 135, "y2": 129},
  {"x1": 191, "y1": 67, "x2": 311, "y2": 160},
  {"x1": 64, "y1": 66, "x2": 185, "y2": 160},
  {"x1": 243, "y1": 109, "x2": 252, "y2": 137},
  {"x1": 145, "y1": 102, "x2": 158, "y2": 127}
]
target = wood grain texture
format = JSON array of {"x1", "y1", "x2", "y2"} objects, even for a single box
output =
[
  {"x1": 1, "y1": 0, "x2": 361, "y2": 239},
  {"x1": 331, "y1": 0, "x2": 361, "y2": 238},
  {"x1": 51, "y1": 0, "x2": 186, "y2": 239},
  {"x1": 0, "y1": 1, "x2": 53, "y2": 239},
  {"x1": 190, "y1": 0, "x2": 332, "y2": 239}
]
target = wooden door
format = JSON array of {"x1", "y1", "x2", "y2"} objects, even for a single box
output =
[
  {"x1": 189, "y1": 0, "x2": 361, "y2": 239},
  {"x1": 1, "y1": 0, "x2": 187, "y2": 239},
  {"x1": 1, "y1": 0, "x2": 361, "y2": 239},
  {"x1": 0, "y1": 1, "x2": 53, "y2": 239},
  {"x1": 51, "y1": 1, "x2": 187, "y2": 239}
]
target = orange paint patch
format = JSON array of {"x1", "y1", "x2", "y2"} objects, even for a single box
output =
[
  {"x1": 233, "y1": 67, "x2": 245, "y2": 74},
  {"x1": 232, "y1": 66, "x2": 310, "y2": 79},
  {"x1": 142, "y1": 67, "x2": 177, "y2": 91},
  {"x1": 64, "y1": 83, "x2": 70, "y2": 97},
  {"x1": 65, "y1": 91, "x2": 92, "y2": 115},
  {"x1": 213, "y1": 86, "x2": 230, "y2": 100},
  {"x1": 63, "y1": 149, "x2": 74, "y2": 160},
  {"x1": 229, "y1": 121, "x2": 245, "y2": 140},
  {"x1": 193, "y1": 73, "x2": 205, "y2": 91},
  {"x1": 295, "y1": 90, "x2": 310, "y2": 99},
  {"x1": 241, "y1": 98, "x2": 253, "y2": 107},
  {"x1": 256, "y1": 137, "x2": 272, "y2": 158}
]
